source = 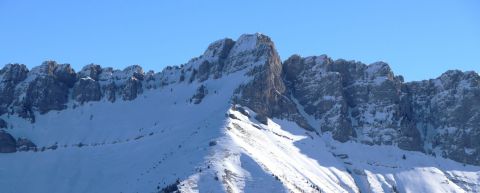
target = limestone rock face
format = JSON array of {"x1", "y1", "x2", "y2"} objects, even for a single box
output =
[
  {"x1": 0, "y1": 64, "x2": 29, "y2": 114},
  {"x1": 103, "y1": 82, "x2": 117, "y2": 102},
  {"x1": 197, "y1": 61, "x2": 211, "y2": 82},
  {"x1": 54, "y1": 63, "x2": 77, "y2": 87},
  {"x1": 0, "y1": 63, "x2": 29, "y2": 83},
  {"x1": 283, "y1": 54, "x2": 479, "y2": 164},
  {"x1": 21, "y1": 61, "x2": 75, "y2": 114},
  {"x1": 26, "y1": 76, "x2": 70, "y2": 113},
  {"x1": 230, "y1": 34, "x2": 314, "y2": 131},
  {"x1": 72, "y1": 77, "x2": 102, "y2": 103},
  {"x1": 78, "y1": 64, "x2": 102, "y2": 81},
  {"x1": 122, "y1": 76, "x2": 142, "y2": 101},
  {"x1": 191, "y1": 85, "x2": 207, "y2": 104},
  {"x1": 283, "y1": 55, "x2": 354, "y2": 141},
  {"x1": 0, "y1": 61, "x2": 77, "y2": 120},
  {"x1": 0, "y1": 61, "x2": 152, "y2": 121},
  {"x1": 407, "y1": 70, "x2": 480, "y2": 165},
  {"x1": 283, "y1": 55, "x2": 424, "y2": 147},
  {"x1": 201, "y1": 38, "x2": 235, "y2": 79}
]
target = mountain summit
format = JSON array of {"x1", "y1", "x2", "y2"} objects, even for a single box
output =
[{"x1": 0, "y1": 33, "x2": 479, "y2": 193}]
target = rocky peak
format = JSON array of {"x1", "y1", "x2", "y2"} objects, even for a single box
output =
[
  {"x1": 174, "y1": 33, "x2": 281, "y2": 83},
  {"x1": 30, "y1": 60, "x2": 57, "y2": 76},
  {"x1": 222, "y1": 33, "x2": 278, "y2": 74},
  {"x1": 203, "y1": 38, "x2": 235, "y2": 62},
  {"x1": 0, "y1": 64, "x2": 29, "y2": 115},
  {"x1": 228, "y1": 33, "x2": 267, "y2": 56},
  {"x1": 123, "y1": 65, "x2": 145, "y2": 81},
  {"x1": 282, "y1": 54, "x2": 303, "y2": 80},
  {"x1": 54, "y1": 63, "x2": 77, "y2": 87},
  {"x1": 438, "y1": 70, "x2": 480, "y2": 90},
  {"x1": 0, "y1": 63, "x2": 29, "y2": 84},
  {"x1": 232, "y1": 34, "x2": 313, "y2": 130},
  {"x1": 198, "y1": 38, "x2": 236, "y2": 80},
  {"x1": 365, "y1": 61, "x2": 394, "y2": 80},
  {"x1": 78, "y1": 64, "x2": 103, "y2": 80},
  {"x1": 28, "y1": 61, "x2": 77, "y2": 86}
]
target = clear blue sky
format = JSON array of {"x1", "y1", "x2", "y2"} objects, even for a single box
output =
[{"x1": 0, "y1": 0, "x2": 479, "y2": 81}]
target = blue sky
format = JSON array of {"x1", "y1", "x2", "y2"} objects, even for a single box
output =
[{"x1": 0, "y1": 0, "x2": 479, "y2": 81}]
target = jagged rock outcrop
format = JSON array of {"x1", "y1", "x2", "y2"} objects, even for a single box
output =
[
  {"x1": 78, "y1": 64, "x2": 102, "y2": 80},
  {"x1": 200, "y1": 38, "x2": 235, "y2": 79},
  {"x1": 283, "y1": 55, "x2": 354, "y2": 141},
  {"x1": 0, "y1": 62, "x2": 151, "y2": 120},
  {"x1": 0, "y1": 130, "x2": 16, "y2": 153},
  {"x1": 122, "y1": 77, "x2": 143, "y2": 101},
  {"x1": 16, "y1": 138, "x2": 36, "y2": 151},
  {"x1": 0, "y1": 118, "x2": 7, "y2": 129},
  {"x1": 72, "y1": 77, "x2": 102, "y2": 103},
  {"x1": 103, "y1": 82, "x2": 117, "y2": 102},
  {"x1": 282, "y1": 55, "x2": 422, "y2": 149},
  {"x1": 0, "y1": 63, "x2": 29, "y2": 115},
  {"x1": 190, "y1": 85, "x2": 207, "y2": 104},
  {"x1": 19, "y1": 61, "x2": 76, "y2": 115},
  {"x1": 94, "y1": 65, "x2": 145, "y2": 101},
  {"x1": 54, "y1": 63, "x2": 77, "y2": 87},
  {"x1": 407, "y1": 70, "x2": 480, "y2": 165},
  {"x1": 230, "y1": 34, "x2": 313, "y2": 130},
  {"x1": 283, "y1": 54, "x2": 478, "y2": 164}
]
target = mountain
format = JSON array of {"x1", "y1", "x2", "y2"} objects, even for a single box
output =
[{"x1": 0, "y1": 33, "x2": 479, "y2": 193}]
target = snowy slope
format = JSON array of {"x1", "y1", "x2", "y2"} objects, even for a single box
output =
[
  {"x1": 220, "y1": 107, "x2": 480, "y2": 193},
  {"x1": 3, "y1": 84, "x2": 478, "y2": 193},
  {"x1": 0, "y1": 69, "x2": 248, "y2": 193}
]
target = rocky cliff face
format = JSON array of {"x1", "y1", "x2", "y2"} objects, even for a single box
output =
[
  {"x1": 282, "y1": 54, "x2": 479, "y2": 165},
  {"x1": 282, "y1": 55, "x2": 420, "y2": 149},
  {"x1": 230, "y1": 34, "x2": 313, "y2": 130},
  {"x1": 407, "y1": 70, "x2": 480, "y2": 165},
  {"x1": 0, "y1": 33, "x2": 478, "y2": 166}
]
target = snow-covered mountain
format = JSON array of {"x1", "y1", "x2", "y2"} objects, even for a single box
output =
[{"x1": 0, "y1": 33, "x2": 479, "y2": 193}]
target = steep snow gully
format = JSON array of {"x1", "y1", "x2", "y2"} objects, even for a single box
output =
[{"x1": 0, "y1": 33, "x2": 479, "y2": 193}]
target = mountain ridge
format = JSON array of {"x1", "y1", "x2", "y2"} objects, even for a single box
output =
[
  {"x1": 0, "y1": 33, "x2": 479, "y2": 193},
  {"x1": 1, "y1": 33, "x2": 479, "y2": 165}
]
